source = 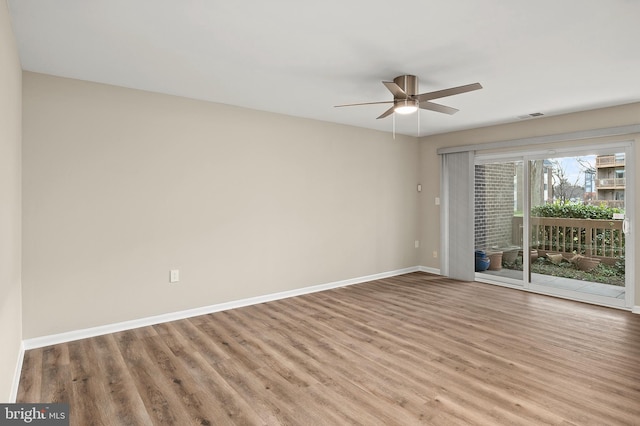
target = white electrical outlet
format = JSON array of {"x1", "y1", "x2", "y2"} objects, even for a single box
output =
[
  {"x1": 170, "y1": 269, "x2": 180, "y2": 283},
  {"x1": 432, "y1": 251, "x2": 438, "y2": 258},
  {"x1": 435, "y1": 197, "x2": 440, "y2": 205},
  {"x1": 415, "y1": 240, "x2": 420, "y2": 248}
]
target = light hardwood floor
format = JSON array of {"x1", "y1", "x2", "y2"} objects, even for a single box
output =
[{"x1": 17, "y1": 272, "x2": 640, "y2": 425}]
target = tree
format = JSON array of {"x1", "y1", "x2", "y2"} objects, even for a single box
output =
[
  {"x1": 554, "y1": 181, "x2": 585, "y2": 202},
  {"x1": 549, "y1": 159, "x2": 585, "y2": 203},
  {"x1": 576, "y1": 157, "x2": 595, "y2": 175},
  {"x1": 530, "y1": 159, "x2": 546, "y2": 207}
]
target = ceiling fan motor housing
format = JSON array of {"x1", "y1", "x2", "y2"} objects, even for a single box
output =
[{"x1": 393, "y1": 75, "x2": 418, "y2": 97}]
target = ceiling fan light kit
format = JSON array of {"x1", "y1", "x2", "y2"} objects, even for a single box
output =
[
  {"x1": 394, "y1": 98, "x2": 418, "y2": 114},
  {"x1": 335, "y1": 74, "x2": 482, "y2": 120}
]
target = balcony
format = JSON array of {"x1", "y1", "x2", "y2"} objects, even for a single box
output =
[
  {"x1": 596, "y1": 177, "x2": 625, "y2": 189},
  {"x1": 596, "y1": 155, "x2": 625, "y2": 167}
]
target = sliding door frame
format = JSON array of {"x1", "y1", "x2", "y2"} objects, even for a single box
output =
[
  {"x1": 442, "y1": 135, "x2": 636, "y2": 310},
  {"x1": 473, "y1": 155, "x2": 528, "y2": 288}
]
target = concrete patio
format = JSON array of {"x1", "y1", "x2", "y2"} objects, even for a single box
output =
[{"x1": 480, "y1": 268, "x2": 626, "y2": 299}]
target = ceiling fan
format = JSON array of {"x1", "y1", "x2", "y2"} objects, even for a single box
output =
[{"x1": 335, "y1": 75, "x2": 482, "y2": 119}]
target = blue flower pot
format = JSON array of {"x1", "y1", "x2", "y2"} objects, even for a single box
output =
[
  {"x1": 475, "y1": 257, "x2": 490, "y2": 272},
  {"x1": 475, "y1": 250, "x2": 490, "y2": 272}
]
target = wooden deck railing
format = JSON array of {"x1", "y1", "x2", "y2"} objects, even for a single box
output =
[
  {"x1": 530, "y1": 217, "x2": 624, "y2": 259},
  {"x1": 511, "y1": 217, "x2": 624, "y2": 262}
]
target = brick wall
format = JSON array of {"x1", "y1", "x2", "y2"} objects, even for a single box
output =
[{"x1": 475, "y1": 163, "x2": 516, "y2": 250}]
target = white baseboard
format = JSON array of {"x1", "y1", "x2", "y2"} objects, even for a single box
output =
[
  {"x1": 23, "y1": 266, "x2": 421, "y2": 350},
  {"x1": 10, "y1": 341, "x2": 25, "y2": 403},
  {"x1": 418, "y1": 265, "x2": 441, "y2": 275},
  {"x1": 632, "y1": 306, "x2": 640, "y2": 314}
]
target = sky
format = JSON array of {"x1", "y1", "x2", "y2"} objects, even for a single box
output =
[{"x1": 551, "y1": 155, "x2": 596, "y2": 186}]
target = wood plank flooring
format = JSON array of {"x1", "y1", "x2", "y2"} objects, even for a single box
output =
[{"x1": 17, "y1": 272, "x2": 640, "y2": 425}]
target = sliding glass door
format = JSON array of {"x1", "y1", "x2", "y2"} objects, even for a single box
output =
[
  {"x1": 474, "y1": 144, "x2": 633, "y2": 309},
  {"x1": 474, "y1": 159, "x2": 524, "y2": 285},
  {"x1": 528, "y1": 152, "x2": 628, "y2": 305}
]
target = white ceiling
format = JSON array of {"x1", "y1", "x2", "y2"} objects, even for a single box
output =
[{"x1": 7, "y1": 0, "x2": 640, "y2": 136}]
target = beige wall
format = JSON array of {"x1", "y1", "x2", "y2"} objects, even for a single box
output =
[
  {"x1": 17, "y1": 68, "x2": 640, "y2": 343},
  {"x1": 0, "y1": 0, "x2": 22, "y2": 401},
  {"x1": 22, "y1": 72, "x2": 420, "y2": 338},
  {"x1": 418, "y1": 102, "x2": 640, "y2": 304}
]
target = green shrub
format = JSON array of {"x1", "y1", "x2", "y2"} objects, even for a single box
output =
[
  {"x1": 531, "y1": 202, "x2": 622, "y2": 219},
  {"x1": 614, "y1": 256, "x2": 626, "y2": 275}
]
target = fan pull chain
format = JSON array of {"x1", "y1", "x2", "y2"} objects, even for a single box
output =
[
  {"x1": 417, "y1": 102, "x2": 420, "y2": 137},
  {"x1": 392, "y1": 112, "x2": 396, "y2": 140}
]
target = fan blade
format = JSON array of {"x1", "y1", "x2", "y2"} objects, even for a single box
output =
[
  {"x1": 334, "y1": 100, "x2": 393, "y2": 108},
  {"x1": 376, "y1": 106, "x2": 395, "y2": 119},
  {"x1": 382, "y1": 81, "x2": 408, "y2": 99},
  {"x1": 416, "y1": 83, "x2": 482, "y2": 102},
  {"x1": 419, "y1": 101, "x2": 459, "y2": 115}
]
